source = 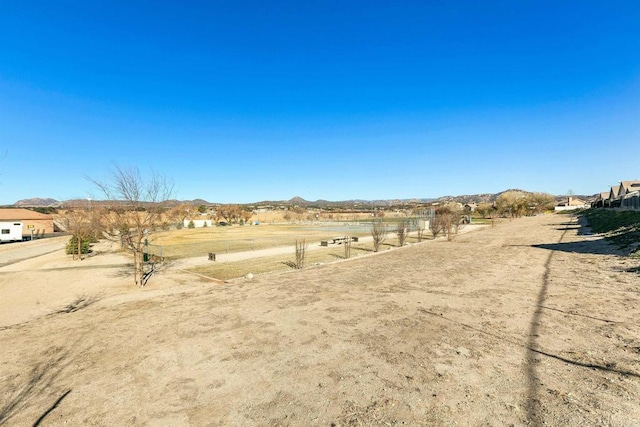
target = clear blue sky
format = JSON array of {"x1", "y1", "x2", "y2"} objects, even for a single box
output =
[{"x1": 1, "y1": 1, "x2": 639, "y2": 204}]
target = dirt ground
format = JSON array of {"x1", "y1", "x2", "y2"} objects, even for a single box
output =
[{"x1": 1, "y1": 214, "x2": 639, "y2": 426}]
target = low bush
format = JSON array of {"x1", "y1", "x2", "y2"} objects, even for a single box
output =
[
  {"x1": 582, "y1": 209, "x2": 640, "y2": 253},
  {"x1": 66, "y1": 236, "x2": 91, "y2": 255}
]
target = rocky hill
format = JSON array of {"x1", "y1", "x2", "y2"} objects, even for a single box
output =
[{"x1": 14, "y1": 198, "x2": 61, "y2": 207}]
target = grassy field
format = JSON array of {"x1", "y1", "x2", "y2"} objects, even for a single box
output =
[
  {"x1": 149, "y1": 222, "x2": 390, "y2": 259},
  {"x1": 189, "y1": 241, "x2": 371, "y2": 280},
  {"x1": 148, "y1": 219, "x2": 482, "y2": 280},
  {"x1": 189, "y1": 234, "x2": 427, "y2": 280}
]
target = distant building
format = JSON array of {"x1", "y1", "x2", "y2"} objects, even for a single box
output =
[
  {"x1": 592, "y1": 192, "x2": 610, "y2": 208},
  {"x1": 592, "y1": 180, "x2": 640, "y2": 210},
  {"x1": 464, "y1": 203, "x2": 477, "y2": 212},
  {"x1": 183, "y1": 219, "x2": 213, "y2": 228},
  {"x1": 617, "y1": 181, "x2": 640, "y2": 209},
  {"x1": 0, "y1": 208, "x2": 55, "y2": 237},
  {"x1": 555, "y1": 197, "x2": 589, "y2": 211},
  {"x1": 606, "y1": 185, "x2": 621, "y2": 208},
  {"x1": 618, "y1": 181, "x2": 640, "y2": 197}
]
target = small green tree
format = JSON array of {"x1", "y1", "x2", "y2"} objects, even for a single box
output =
[
  {"x1": 62, "y1": 206, "x2": 102, "y2": 260},
  {"x1": 188, "y1": 220, "x2": 195, "y2": 229}
]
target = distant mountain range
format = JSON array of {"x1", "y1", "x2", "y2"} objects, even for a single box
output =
[
  {"x1": 259, "y1": 190, "x2": 591, "y2": 207},
  {"x1": 12, "y1": 190, "x2": 592, "y2": 209}
]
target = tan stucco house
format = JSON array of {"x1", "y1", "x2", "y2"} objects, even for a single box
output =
[{"x1": 0, "y1": 208, "x2": 55, "y2": 237}]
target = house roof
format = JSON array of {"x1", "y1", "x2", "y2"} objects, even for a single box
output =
[
  {"x1": 596, "y1": 192, "x2": 609, "y2": 201},
  {"x1": 619, "y1": 181, "x2": 640, "y2": 195},
  {"x1": 0, "y1": 208, "x2": 53, "y2": 221},
  {"x1": 557, "y1": 197, "x2": 587, "y2": 207},
  {"x1": 567, "y1": 197, "x2": 587, "y2": 206},
  {"x1": 609, "y1": 185, "x2": 620, "y2": 198}
]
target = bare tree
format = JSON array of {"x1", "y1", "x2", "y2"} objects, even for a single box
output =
[
  {"x1": 415, "y1": 217, "x2": 430, "y2": 242},
  {"x1": 169, "y1": 203, "x2": 192, "y2": 229},
  {"x1": 241, "y1": 210, "x2": 253, "y2": 225},
  {"x1": 292, "y1": 207, "x2": 306, "y2": 221},
  {"x1": 91, "y1": 166, "x2": 174, "y2": 287},
  {"x1": 371, "y1": 219, "x2": 387, "y2": 252},
  {"x1": 430, "y1": 215, "x2": 445, "y2": 238},
  {"x1": 344, "y1": 236, "x2": 352, "y2": 259},
  {"x1": 494, "y1": 191, "x2": 528, "y2": 218},
  {"x1": 449, "y1": 211, "x2": 463, "y2": 239},
  {"x1": 396, "y1": 219, "x2": 409, "y2": 246},
  {"x1": 526, "y1": 192, "x2": 555, "y2": 215},
  {"x1": 435, "y1": 204, "x2": 463, "y2": 241},
  {"x1": 475, "y1": 203, "x2": 494, "y2": 219},
  {"x1": 294, "y1": 239, "x2": 308, "y2": 269},
  {"x1": 217, "y1": 204, "x2": 243, "y2": 224}
]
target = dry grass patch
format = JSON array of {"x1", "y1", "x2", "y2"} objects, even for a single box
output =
[
  {"x1": 188, "y1": 241, "x2": 398, "y2": 280},
  {"x1": 150, "y1": 223, "x2": 374, "y2": 259}
]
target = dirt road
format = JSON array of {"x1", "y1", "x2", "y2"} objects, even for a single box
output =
[{"x1": 0, "y1": 214, "x2": 638, "y2": 426}]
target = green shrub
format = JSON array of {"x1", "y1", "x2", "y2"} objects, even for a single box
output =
[
  {"x1": 188, "y1": 220, "x2": 195, "y2": 229},
  {"x1": 66, "y1": 236, "x2": 91, "y2": 255}
]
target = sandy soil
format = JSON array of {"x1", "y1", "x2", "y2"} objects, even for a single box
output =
[{"x1": 1, "y1": 214, "x2": 639, "y2": 426}]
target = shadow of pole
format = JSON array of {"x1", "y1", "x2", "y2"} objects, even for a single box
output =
[
  {"x1": 32, "y1": 389, "x2": 71, "y2": 427},
  {"x1": 524, "y1": 218, "x2": 572, "y2": 425}
]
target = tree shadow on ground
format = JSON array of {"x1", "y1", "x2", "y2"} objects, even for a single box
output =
[
  {"x1": 110, "y1": 259, "x2": 174, "y2": 285},
  {"x1": 281, "y1": 261, "x2": 298, "y2": 269},
  {"x1": 531, "y1": 238, "x2": 622, "y2": 256},
  {"x1": 55, "y1": 294, "x2": 101, "y2": 314},
  {"x1": 37, "y1": 264, "x2": 126, "y2": 272},
  {"x1": 110, "y1": 263, "x2": 135, "y2": 279},
  {"x1": 515, "y1": 216, "x2": 624, "y2": 256},
  {"x1": 548, "y1": 216, "x2": 594, "y2": 235},
  {"x1": 0, "y1": 345, "x2": 76, "y2": 426}
]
